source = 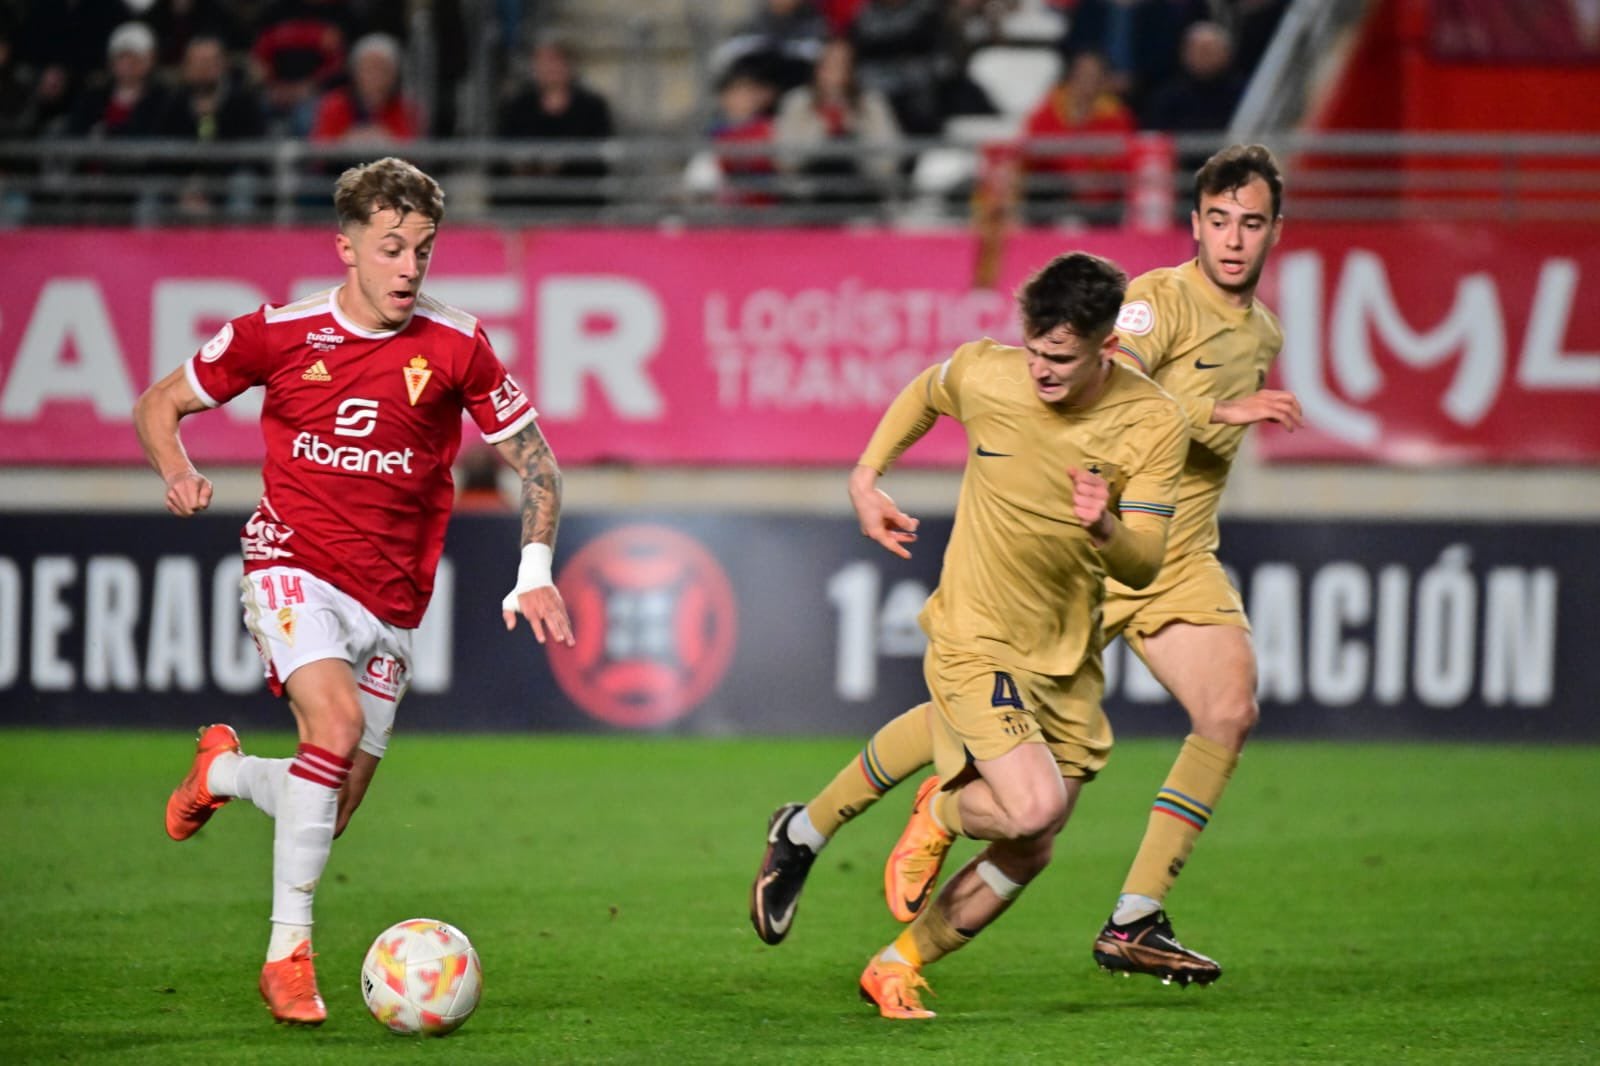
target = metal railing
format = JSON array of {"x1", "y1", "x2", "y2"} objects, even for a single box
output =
[
  {"x1": 1231, "y1": 0, "x2": 1373, "y2": 140},
  {"x1": 2, "y1": 129, "x2": 1598, "y2": 229}
]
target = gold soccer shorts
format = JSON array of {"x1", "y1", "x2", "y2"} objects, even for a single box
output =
[
  {"x1": 1105, "y1": 551, "x2": 1249, "y2": 664},
  {"x1": 922, "y1": 641, "x2": 1111, "y2": 784}
]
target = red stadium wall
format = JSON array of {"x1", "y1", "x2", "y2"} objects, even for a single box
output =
[
  {"x1": 1302, "y1": 0, "x2": 1600, "y2": 211},
  {"x1": 1313, "y1": 0, "x2": 1600, "y2": 132}
]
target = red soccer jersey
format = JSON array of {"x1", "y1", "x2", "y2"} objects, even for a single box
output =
[{"x1": 186, "y1": 286, "x2": 537, "y2": 628}]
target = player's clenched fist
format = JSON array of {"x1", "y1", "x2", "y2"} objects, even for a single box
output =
[
  {"x1": 164, "y1": 471, "x2": 213, "y2": 517},
  {"x1": 1067, "y1": 466, "x2": 1114, "y2": 543}
]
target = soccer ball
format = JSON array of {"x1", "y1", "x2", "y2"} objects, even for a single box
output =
[{"x1": 360, "y1": 918, "x2": 483, "y2": 1036}]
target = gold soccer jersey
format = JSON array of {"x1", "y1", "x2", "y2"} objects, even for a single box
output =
[
  {"x1": 1112, "y1": 259, "x2": 1284, "y2": 564},
  {"x1": 858, "y1": 339, "x2": 1188, "y2": 679}
]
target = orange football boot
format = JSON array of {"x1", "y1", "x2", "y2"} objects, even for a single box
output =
[
  {"x1": 260, "y1": 942, "x2": 327, "y2": 1025},
  {"x1": 884, "y1": 775, "x2": 953, "y2": 922},
  {"x1": 164, "y1": 724, "x2": 241, "y2": 841},
  {"x1": 858, "y1": 955, "x2": 935, "y2": 1020}
]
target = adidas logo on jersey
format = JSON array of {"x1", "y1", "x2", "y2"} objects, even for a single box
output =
[{"x1": 302, "y1": 360, "x2": 332, "y2": 382}]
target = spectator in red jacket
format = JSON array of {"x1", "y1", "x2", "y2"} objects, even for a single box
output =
[
  {"x1": 1019, "y1": 48, "x2": 1135, "y2": 221},
  {"x1": 310, "y1": 32, "x2": 421, "y2": 144}
]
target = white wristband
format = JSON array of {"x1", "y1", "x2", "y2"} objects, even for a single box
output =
[{"x1": 501, "y1": 542, "x2": 554, "y2": 612}]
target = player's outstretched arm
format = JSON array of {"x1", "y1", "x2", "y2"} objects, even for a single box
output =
[
  {"x1": 494, "y1": 420, "x2": 575, "y2": 647},
  {"x1": 133, "y1": 366, "x2": 214, "y2": 517},
  {"x1": 848, "y1": 362, "x2": 949, "y2": 559},
  {"x1": 1212, "y1": 388, "x2": 1303, "y2": 431},
  {"x1": 848, "y1": 463, "x2": 920, "y2": 560}
]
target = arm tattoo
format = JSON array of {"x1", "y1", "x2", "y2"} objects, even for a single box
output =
[{"x1": 500, "y1": 422, "x2": 563, "y2": 549}]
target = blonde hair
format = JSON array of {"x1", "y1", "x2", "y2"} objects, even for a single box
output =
[{"x1": 332, "y1": 157, "x2": 444, "y2": 228}]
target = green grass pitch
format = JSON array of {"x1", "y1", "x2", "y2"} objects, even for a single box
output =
[{"x1": 2, "y1": 731, "x2": 1596, "y2": 1064}]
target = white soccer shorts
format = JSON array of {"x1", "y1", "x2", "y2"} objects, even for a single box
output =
[{"x1": 241, "y1": 565, "x2": 413, "y2": 758}]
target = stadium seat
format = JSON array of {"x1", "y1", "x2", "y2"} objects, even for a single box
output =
[
  {"x1": 967, "y1": 46, "x2": 1061, "y2": 118},
  {"x1": 910, "y1": 115, "x2": 1024, "y2": 201},
  {"x1": 911, "y1": 147, "x2": 980, "y2": 197},
  {"x1": 1000, "y1": 0, "x2": 1068, "y2": 44}
]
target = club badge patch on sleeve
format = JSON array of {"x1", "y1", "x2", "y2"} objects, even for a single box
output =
[
  {"x1": 200, "y1": 322, "x2": 234, "y2": 362},
  {"x1": 1116, "y1": 300, "x2": 1155, "y2": 336}
]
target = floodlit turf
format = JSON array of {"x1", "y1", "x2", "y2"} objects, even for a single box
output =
[{"x1": 1, "y1": 731, "x2": 1596, "y2": 1065}]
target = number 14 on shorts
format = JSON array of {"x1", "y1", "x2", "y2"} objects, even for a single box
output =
[{"x1": 258, "y1": 572, "x2": 306, "y2": 611}]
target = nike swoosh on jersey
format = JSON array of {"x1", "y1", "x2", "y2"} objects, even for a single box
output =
[
  {"x1": 1193, "y1": 357, "x2": 1224, "y2": 370},
  {"x1": 975, "y1": 445, "x2": 1012, "y2": 457}
]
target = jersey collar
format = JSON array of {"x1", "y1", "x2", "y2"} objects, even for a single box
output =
[
  {"x1": 1179, "y1": 259, "x2": 1255, "y2": 324},
  {"x1": 329, "y1": 284, "x2": 410, "y2": 339}
]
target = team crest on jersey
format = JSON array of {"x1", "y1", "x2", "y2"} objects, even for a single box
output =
[
  {"x1": 1116, "y1": 301, "x2": 1155, "y2": 336},
  {"x1": 306, "y1": 327, "x2": 346, "y2": 352},
  {"x1": 200, "y1": 322, "x2": 234, "y2": 362},
  {"x1": 277, "y1": 606, "x2": 296, "y2": 644},
  {"x1": 1086, "y1": 460, "x2": 1124, "y2": 495},
  {"x1": 302, "y1": 359, "x2": 332, "y2": 382},
  {"x1": 403, "y1": 356, "x2": 433, "y2": 406}
]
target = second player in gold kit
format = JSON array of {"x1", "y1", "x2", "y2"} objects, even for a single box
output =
[{"x1": 1090, "y1": 146, "x2": 1302, "y2": 986}]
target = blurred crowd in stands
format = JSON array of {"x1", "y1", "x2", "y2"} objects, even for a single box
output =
[
  {"x1": 0, "y1": 0, "x2": 1289, "y2": 224},
  {"x1": 694, "y1": 0, "x2": 1287, "y2": 218}
]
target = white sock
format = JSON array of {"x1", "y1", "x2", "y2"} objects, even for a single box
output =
[
  {"x1": 880, "y1": 943, "x2": 912, "y2": 966},
  {"x1": 218, "y1": 755, "x2": 288, "y2": 818},
  {"x1": 786, "y1": 807, "x2": 828, "y2": 852},
  {"x1": 927, "y1": 791, "x2": 950, "y2": 835},
  {"x1": 205, "y1": 751, "x2": 242, "y2": 797},
  {"x1": 267, "y1": 922, "x2": 312, "y2": 963},
  {"x1": 269, "y1": 750, "x2": 347, "y2": 939},
  {"x1": 1113, "y1": 893, "x2": 1162, "y2": 926}
]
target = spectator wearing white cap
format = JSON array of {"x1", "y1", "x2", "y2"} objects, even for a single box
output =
[{"x1": 67, "y1": 20, "x2": 172, "y2": 138}]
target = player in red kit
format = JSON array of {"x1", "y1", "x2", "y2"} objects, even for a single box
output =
[{"x1": 133, "y1": 157, "x2": 574, "y2": 1026}]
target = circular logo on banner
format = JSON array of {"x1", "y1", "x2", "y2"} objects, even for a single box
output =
[
  {"x1": 550, "y1": 524, "x2": 738, "y2": 729},
  {"x1": 200, "y1": 322, "x2": 234, "y2": 362}
]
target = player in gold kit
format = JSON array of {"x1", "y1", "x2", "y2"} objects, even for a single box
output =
[
  {"x1": 1084, "y1": 143, "x2": 1301, "y2": 985},
  {"x1": 749, "y1": 146, "x2": 1303, "y2": 991},
  {"x1": 752, "y1": 252, "x2": 1189, "y2": 1018}
]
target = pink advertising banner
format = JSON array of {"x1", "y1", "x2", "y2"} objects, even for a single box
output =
[
  {"x1": 1258, "y1": 222, "x2": 1600, "y2": 464},
  {"x1": 3, "y1": 224, "x2": 1594, "y2": 466}
]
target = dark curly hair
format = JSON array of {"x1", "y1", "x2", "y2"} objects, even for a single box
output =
[
  {"x1": 1016, "y1": 251, "x2": 1128, "y2": 341},
  {"x1": 333, "y1": 157, "x2": 445, "y2": 228},
  {"x1": 1194, "y1": 143, "x2": 1283, "y2": 219}
]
